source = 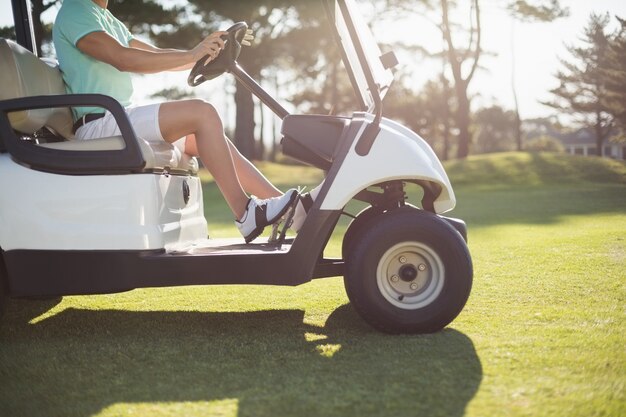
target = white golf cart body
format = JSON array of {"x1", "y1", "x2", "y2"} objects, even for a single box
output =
[{"x1": 1, "y1": 0, "x2": 470, "y2": 333}]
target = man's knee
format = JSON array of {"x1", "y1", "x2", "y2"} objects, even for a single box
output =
[{"x1": 186, "y1": 99, "x2": 219, "y2": 120}]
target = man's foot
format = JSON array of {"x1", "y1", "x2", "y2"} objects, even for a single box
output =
[{"x1": 236, "y1": 189, "x2": 299, "y2": 243}]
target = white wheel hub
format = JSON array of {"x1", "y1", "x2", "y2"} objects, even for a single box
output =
[{"x1": 376, "y1": 241, "x2": 445, "y2": 310}]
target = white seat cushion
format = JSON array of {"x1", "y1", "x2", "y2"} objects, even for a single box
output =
[{"x1": 39, "y1": 136, "x2": 199, "y2": 174}]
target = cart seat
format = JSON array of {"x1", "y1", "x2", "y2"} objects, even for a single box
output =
[{"x1": 0, "y1": 38, "x2": 197, "y2": 174}]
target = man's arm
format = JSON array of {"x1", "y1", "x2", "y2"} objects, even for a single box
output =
[
  {"x1": 129, "y1": 38, "x2": 198, "y2": 71},
  {"x1": 76, "y1": 31, "x2": 226, "y2": 74}
]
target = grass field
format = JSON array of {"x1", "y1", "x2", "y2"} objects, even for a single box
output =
[{"x1": 1, "y1": 152, "x2": 625, "y2": 417}]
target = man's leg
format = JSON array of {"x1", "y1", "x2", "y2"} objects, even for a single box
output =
[
  {"x1": 157, "y1": 99, "x2": 298, "y2": 242},
  {"x1": 183, "y1": 134, "x2": 281, "y2": 199},
  {"x1": 158, "y1": 99, "x2": 249, "y2": 219}
]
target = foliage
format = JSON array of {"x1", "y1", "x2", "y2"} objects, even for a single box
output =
[
  {"x1": 384, "y1": 75, "x2": 455, "y2": 160},
  {"x1": 507, "y1": 0, "x2": 569, "y2": 22},
  {"x1": 601, "y1": 16, "x2": 626, "y2": 132},
  {"x1": 507, "y1": 1, "x2": 569, "y2": 151},
  {"x1": 472, "y1": 105, "x2": 518, "y2": 154},
  {"x1": 524, "y1": 135, "x2": 565, "y2": 152},
  {"x1": 109, "y1": 0, "x2": 183, "y2": 39},
  {"x1": 8, "y1": 0, "x2": 618, "y2": 161},
  {"x1": 375, "y1": 0, "x2": 483, "y2": 159},
  {"x1": 0, "y1": 26, "x2": 16, "y2": 41},
  {"x1": 544, "y1": 13, "x2": 616, "y2": 155},
  {"x1": 31, "y1": 0, "x2": 59, "y2": 56},
  {"x1": 150, "y1": 87, "x2": 195, "y2": 101},
  {"x1": 154, "y1": 0, "x2": 329, "y2": 159},
  {"x1": 381, "y1": 0, "x2": 570, "y2": 158}
]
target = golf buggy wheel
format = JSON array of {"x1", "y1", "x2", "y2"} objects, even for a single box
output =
[
  {"x1": 342, "y1": 206, "x2": 384, "y2": 260},
  {"x1": 0, "y1": 286, "x2": 4, "y2": 320},
  {"x1": 0, "y1": 254, "x2": 6, "y2": 319},
  {"x1": 344, "y1": 207, "x2": 473, "y2": 334}
]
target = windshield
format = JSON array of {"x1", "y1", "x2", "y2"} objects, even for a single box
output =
[{"x1": 333, "y1": 0, "x2": 394, "y2": 112}]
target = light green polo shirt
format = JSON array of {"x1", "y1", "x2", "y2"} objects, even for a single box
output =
[{"x1": 52, "y1": 0, "x2": 134, "y2": 120}]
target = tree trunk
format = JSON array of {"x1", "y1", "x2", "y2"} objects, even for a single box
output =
[
  {"x1": 269, "y1": 74, "x2": 279, "y2": 162},
  {"x1": 442, "y1": 120, "x2": 450, "y2": 161},
  {"x1": 31, "y1": 0, "x2": 45, "y2": 56},
  {"x1": 595, "y1": 113, "x2": 604, "y2": 157},
  {"x1": 456, "y1": 86, "x2": 471, "y2": 158},
  {"x1": 441, "y1": 0, "x2": 481, "y2": 159},
  {"x1": 441, "y1": 73, "x2": 451, "y2": 161},
  {"x1": 513, "y1": 110, "x2": 522, "y2": 151},
  {"x1": 257, "y1": 99, "x2": 265, "y2": 160},
  {"x1": 234, "y1": 83, "x2": 256, "y2": 160},
  {"x1": 510, "y1": 18, "x2": 523, "y2": 151}
]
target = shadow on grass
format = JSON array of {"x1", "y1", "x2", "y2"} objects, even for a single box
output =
[{"x1": 1, "y1": 299, "x2": 482, "y2": 417}]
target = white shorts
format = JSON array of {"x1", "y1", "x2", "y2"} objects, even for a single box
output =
[{"x1": 75, "y1": 103, "x2": 187, "y2": 153}]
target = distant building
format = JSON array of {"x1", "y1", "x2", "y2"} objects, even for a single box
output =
[
  {"x1": 523, "y1": 120, "x2": 625, "y2": 160},
  {"x1": 558, "y1": 128, "x2": 625, "y2": 160}
]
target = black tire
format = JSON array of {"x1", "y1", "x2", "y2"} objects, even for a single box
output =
[
  {"x1": 0, "y1": 253, "x2": 7, "y2": 319},
  {"x1": 342, "y1": 206, "x2": 383, "y2": 260},
  {"x1": 344, "y1": 206, "x2": 473, "y2": 334},
  {"x1": 0, "y1": 285, "x2": 5, "y2": 320}
]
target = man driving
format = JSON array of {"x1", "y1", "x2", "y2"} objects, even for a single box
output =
[{"x1": 52, "y1": 0, "x2": 299, "y2": 243}]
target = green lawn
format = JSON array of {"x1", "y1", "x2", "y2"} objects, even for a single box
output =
[{"x1": 1, "y1": 152, "x2": 625, "y2": 417}]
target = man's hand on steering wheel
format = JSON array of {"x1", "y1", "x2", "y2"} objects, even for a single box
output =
[
  {"x1": 190, "y1": 31, "x2": 228, "y2": 64},
  {"x1": 241, "y1": 29, "x2": 255, "y2": 47},
  {"x1": 187, "y1": 22, "x2": 253, "y2": 87}
]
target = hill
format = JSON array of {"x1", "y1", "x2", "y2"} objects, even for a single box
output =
[{"x1": 444, "y1": 152, "x2": 626, "y2": 188}]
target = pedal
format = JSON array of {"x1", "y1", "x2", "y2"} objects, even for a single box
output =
[
  {"x1": 269, "y1": 218, "x2": 283, "y2": 243},
  {"x1": 268, "y1": 191, "x2": 300, "y2": 245}
]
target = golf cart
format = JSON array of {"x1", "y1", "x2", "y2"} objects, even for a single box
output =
[{"x1": 0, "y1": 0, "x2": 472, "y2": 333}]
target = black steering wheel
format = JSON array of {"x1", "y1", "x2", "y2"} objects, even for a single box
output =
[{"x1": 187, "y1": 22, "x2": 249, "y2": 87}]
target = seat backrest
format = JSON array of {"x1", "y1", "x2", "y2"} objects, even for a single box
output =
[
  {"x1": 0, "y1": 38, "x2": 74, "y2": 138},
  {"x1": 0, "y1": 38, "x2": 199, "y2": 174}
]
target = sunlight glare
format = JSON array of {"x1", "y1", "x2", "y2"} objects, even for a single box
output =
[
  {"x1": 315, "y1": 343, "x2": 342, "y2": 358},
  {"x1": 96, "y1": 399, "x2": 239, "y2": 417}
]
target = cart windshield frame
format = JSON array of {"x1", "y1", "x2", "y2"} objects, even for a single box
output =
[{"x1": 326, "y1": 0, "x2": 395, "y2": 112}]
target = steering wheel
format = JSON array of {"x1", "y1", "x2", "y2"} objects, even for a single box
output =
[{"x1": 187, "y1": 22, "x2": 249, "y2": 87}]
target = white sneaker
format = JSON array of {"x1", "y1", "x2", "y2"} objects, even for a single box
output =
[{"x1": 236, "y1": 189, "x2": 299, "y2": 243}]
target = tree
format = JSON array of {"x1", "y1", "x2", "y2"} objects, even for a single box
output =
[
  {"x1": 31, "y1": 0, "x2": 59, "y2": 56},
  {"x1": 109, "y1": 0, "x2": 183, "y2": 37},
  {"x1": 0, "y1": 26, "x2": 15, "y2": 41},
  {"x1": 150, "y1": 87, "x2": 194, "y2": 101},
  {"x1": 440, "y1": 0, "x2": 481, "y2": 159},
  {"x1": 473, "y1": 105, "x2": 518, "y2": 154},
  {"x1": 601, "y1": 16, "x2": 626, "y2": 132},
  {"x1": 384, "y1": 75, "x2": 456, "y2": 160},
  {"x1": 507, "y1": 0, "x2": 569, "y2": 22},
  {"x1": 384, "y1": 0, "x2": 481, "y2": 159},
  {"x1": 507, "y1": 0, "x2": 569, "y2": 151},
  {"x1": 26, "y1": 0, "x2": 183, "y2": 57},
  {"x1": 545, "y1": 13, "x2": 615, "y2": 156},
  {"x1": 160, "y1": 0, "x2": 328, "y2": 160}
]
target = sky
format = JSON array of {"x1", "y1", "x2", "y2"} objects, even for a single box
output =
[
  {"x1": 373, "y1": 0, "x2": 626, "y2": 120},
  {"x1": 1, "y1": 0, "x2": 626, "y2": 123}
]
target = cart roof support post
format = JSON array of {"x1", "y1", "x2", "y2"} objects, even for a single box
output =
[{"x1": 11, "y1": 0, "x2": 36, "y2": 55}]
